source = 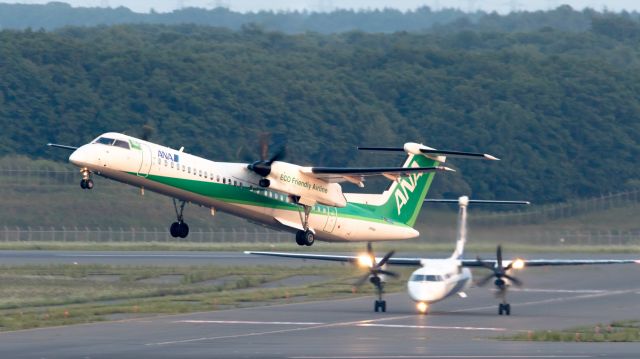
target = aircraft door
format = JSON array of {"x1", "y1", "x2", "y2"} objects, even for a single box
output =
[
  {"x1": 137, "y1": 143, "x2": 152, "y2": 177},
  {"x1": 323, "y1": 207, "x2": 338, "y2": 233}
]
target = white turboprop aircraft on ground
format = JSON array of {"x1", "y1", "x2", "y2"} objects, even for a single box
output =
[
  {"x1": 49, "y1": 133, "x2": 498, "y2": 246},
  {"x1": 246, "y1": 196, "x2": 639, "y2": 315}
]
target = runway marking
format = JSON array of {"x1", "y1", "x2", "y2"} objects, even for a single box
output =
[
  {"x1": 289, "y1": 356, "x2": 591, "y2": 359},
  {"x1": 356, "y1": 323, "x2": 506, "y2": 332},
  {"x1": 453, "y1": 288, "x2": 640, "y2": 314},
  {"x1": 146, "y1": 315, "x2": 414, "y2": 346},
  {"x1": 509, "y1": 288, "x2": 604, "y2": 294},
  {"x1": 175, "y1": 320, "x2": 324, "y2": 325}
]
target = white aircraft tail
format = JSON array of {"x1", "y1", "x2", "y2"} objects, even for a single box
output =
[
  {"x1": 424, "y1": 197, "x2": 530, "y2": 260},
  {"x1": 451, "y1": 196, "x2": 469, "y2": 260}
]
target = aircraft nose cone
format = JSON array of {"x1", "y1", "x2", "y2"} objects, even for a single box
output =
[{"x1": 69, "y1": 147, "x2": 88, "y2": 167}]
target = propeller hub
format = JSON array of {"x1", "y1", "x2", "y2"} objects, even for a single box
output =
[{"x1": 248, "y1": 161, "x2": 272, "y2": 177}]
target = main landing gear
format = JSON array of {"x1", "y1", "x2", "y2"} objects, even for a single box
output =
[
  {"x1": 294, "y1": 204, "x2": 315, "y2": 246},
  {"x1": 79, "y1": 168, "x2": 94, "y2": 190},
  {"x1": 169, "y1": 199, "x2": 189, "y2": 238},
  {"x1": 372, "y1": 276, "x2": 387, "y2": 313}
]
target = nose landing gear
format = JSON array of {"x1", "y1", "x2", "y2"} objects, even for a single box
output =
[
  {"x1": 79, "y1": 168, "x2": 94, "y2": 190},
  {"x1": 169, "y1": 199, "x2": 189, "y2": 238}
]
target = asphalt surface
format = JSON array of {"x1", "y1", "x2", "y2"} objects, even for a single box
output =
[
  {"x1": 1, "y1": 250, "x2": 637, "y2": 266},
  {"x1": 1, "y1": 252, "x2": 639, "y2": 358}
]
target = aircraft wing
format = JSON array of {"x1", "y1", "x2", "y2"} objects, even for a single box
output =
[
  {"x1": 300, "y1": 166, "x2": 454, "y2": 184},
  {"x1": 461, "y1": 258, "x2": 640, "y2": 267},
  {"x1": 244, "y1": 251, "x2": 422, "y2": 266},
  {"x1": 47, "y1": 143, "x2": 79, "y2": 151}
]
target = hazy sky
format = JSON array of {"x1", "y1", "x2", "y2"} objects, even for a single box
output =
[{"x1": 6, "y1": 1, "x2": 640, "y2": 14}]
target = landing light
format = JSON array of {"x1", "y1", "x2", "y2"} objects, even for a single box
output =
[
  {"x1": 512, "y1": 258, "x2": 525, "y2": 270},
  {"x1": 416, "y1": 302, "x2": 428, "y2": 314},
  {"x1": 357, "y1": 253, "x2": 374, "y2": 268}
]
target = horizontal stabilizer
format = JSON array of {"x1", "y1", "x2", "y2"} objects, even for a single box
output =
[
  {"x1": 358, "y1": 143, "x2": 499, "y2": 160},
  {"x1": 47, "y1": 143, "x2": 78, "y2": 151}
]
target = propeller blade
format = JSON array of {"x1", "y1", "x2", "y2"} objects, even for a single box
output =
[
  {"x1": 377, "y1": 250, "x2": 395, "y2": 268},
  {"x1": 496, "y1": 245, "x2": 503, "y2": 268},
  {"x1": 503, "y1": 274, "x2": 523, "y2": 287},
  {"x1": 377, "y1": 269, "x2": 399, "y2": 278},
  {"x1": 476, "y1": 273, "x2": 495, "y2": 287},
  {"x1": 268, "y1": 147, "x2": 286, "y2": 164},
  {"x1": 260, "y1": 133, "x2": 270, "y2": 161},
  {"x1": 353, "y1": 272, "x2": 371, "y2": 288}
]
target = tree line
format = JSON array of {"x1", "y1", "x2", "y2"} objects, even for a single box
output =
[
  {"x1": 1, "y1": 24, "x2": 639, "y2": 203},
  {"x1": 0, "y1": 2, "x2": 638, "y2": 34}
]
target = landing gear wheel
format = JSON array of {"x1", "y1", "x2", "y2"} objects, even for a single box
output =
[
  {"x1": 80, "y1": 179, "x2": 87, "y2": 189},
  {"x1": 170, "y1": 222, "x2": 180, "y2": 238},
  {"x1": 374, "y1": 300, "x2": 386, "y2": 313},
  {"x1": 85, "y1": 179, "x2": 94, "y2": 189},
  {"x1": 170, "y1": 199, "x2": 189, "y2": 238},
  {"x1": 178, "y1": 222, "x2": 189, "y2": 238},
  {"x1": 303, "y1": 230, "x2": 315, "y2": 246},
  {"x1": 498, "y1": 303, "x2": 511, "y2": 316},
  {"x1": 295, "y1": 231, "x2": 306, "y2": 246}
]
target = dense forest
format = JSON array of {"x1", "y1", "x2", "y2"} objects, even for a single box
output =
[
  {"x1": 0, "y1": 2, "x2": 639, "y2": 33},
  {"x1": 1, "y1": 20, "x2": 640, "y2": 203}
]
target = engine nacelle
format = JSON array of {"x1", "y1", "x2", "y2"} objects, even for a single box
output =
[{"x1": 266, "y1": 162, "x2": 347, "y2": 207}]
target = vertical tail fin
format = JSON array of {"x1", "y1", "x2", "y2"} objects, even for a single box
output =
[
  {"x1": 451, "y1": 196, "x2": 468, "y2": 260},
  {"x1": 373, "y1": 154, "x2": 439, "y2": 227}
]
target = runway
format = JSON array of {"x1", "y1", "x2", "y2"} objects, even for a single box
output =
[{"x1": 0, "y1": 253, "x2": 639, "y2": 358}]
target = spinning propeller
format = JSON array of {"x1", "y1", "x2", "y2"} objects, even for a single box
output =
[
  {"x1": 246, "y1": 133, "x2": 286, "y2": 180},
  {"x1": 475, "y1": 245, "x2": 523, "y2": 291},
  {"x1": 353, "y1": 243, "x2": 399, "y2": 292}
]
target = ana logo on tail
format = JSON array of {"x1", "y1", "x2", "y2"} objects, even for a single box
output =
[{"x1": 394, "y1": 161, "x2": 424, "y2": 215}]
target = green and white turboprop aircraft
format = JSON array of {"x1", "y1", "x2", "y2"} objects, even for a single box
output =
[{"x1": 48, "y1": 134, "x2": 498, "y2": 246}]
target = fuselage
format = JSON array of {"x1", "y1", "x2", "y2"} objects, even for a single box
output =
[
  {"x1": 68, "y1": 132, "x2": 419, "y2": 242},
  {"x1": 407, "y1": 259, "x2": 472, "y2": 305}
]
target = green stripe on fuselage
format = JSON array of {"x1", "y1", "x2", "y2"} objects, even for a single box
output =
[{"x1": 128, "y1": 172, "x2": 409, "y2": 227}]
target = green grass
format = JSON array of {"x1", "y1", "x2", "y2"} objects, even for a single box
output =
[
  {"x1": 500, "y1": 320, "x2": 640, "y2": 342},
  {"x1": 0, "y1": 263, "x2": 413, "y2": 331}
]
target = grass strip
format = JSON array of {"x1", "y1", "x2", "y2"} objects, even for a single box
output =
[
  {"x1": 499, "y1": 320, "x2": 640, "y2": 342},
  {"x1": 0, "y1": 263, "x2": 411, "y2": 331}
]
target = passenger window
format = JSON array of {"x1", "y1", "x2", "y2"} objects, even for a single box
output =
[
  {"x1": 164, "y1": 160, "x2": 168, "y2": 167},
  {"x1": 223, "y1": 178, "x2": 226, "y2": 184},
  {"x1": 204, "y1": 171, "x2": 207, "y2": 179},
  {"x1": 158, "y1": 158, "x2": 161, "y2": 165},
  {"x1": 188, "y1": 167, "x2": 191, "y2": 174},
  {"x1": 171, "y1": 162, "x2": 174, "y2": 169}
]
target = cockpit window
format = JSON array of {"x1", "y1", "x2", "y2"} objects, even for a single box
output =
[
  {"x1": 410, "y1": 274, "x2": 443, "y2": 282},
  {"x1": 95, "y1": 137, "x2": 115, "y2": 145},
  {"x1": 113, "y1": 140, "x2": 130, "y2": 149}
]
